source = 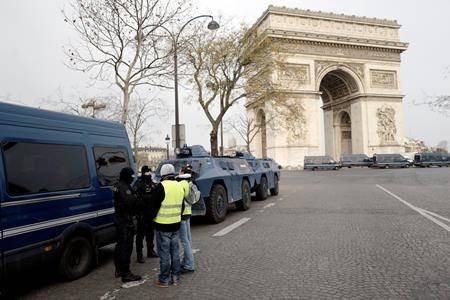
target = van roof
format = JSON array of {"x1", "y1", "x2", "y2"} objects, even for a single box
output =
[{"x1": 0, "y1": 101, "x2": 125, "y2": 135}]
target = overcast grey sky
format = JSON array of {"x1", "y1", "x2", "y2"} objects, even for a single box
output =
[{"x1": 1, "y1": 0, "x2": 449, "y2": 148}]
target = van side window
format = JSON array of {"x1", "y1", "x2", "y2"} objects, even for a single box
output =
[
  {"x1": 2, "y1": 141, "x2": 90, "y2": 196},
  {"x1": 93, "y1": 147, "x2": 130, "y2": 186}
]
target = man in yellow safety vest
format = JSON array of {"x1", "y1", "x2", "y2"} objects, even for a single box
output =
[{"x1": 149, "y1": 164, "x2": 189, "y2": 288}]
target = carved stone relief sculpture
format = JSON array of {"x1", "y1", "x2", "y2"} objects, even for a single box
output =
[
  {"x1": 278, "y1": 64, "x2": 310, "y2": 85},
  {"x1": 370, "y1": 70, "x2": 397, "y2": 89},
  {"x1": 376, "y1": 105, "x2": 397, "y2": 144}
]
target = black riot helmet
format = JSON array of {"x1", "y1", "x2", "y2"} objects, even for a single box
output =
[{"x1": 119, "y1": 167, "x2": 135, "y2": 185}]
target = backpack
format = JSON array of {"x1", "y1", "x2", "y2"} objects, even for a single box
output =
[{"x1": 185, "y1": 182, "x2": 201, "y2": 205}]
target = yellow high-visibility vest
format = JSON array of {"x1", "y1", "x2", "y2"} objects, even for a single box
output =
[
  {"x1": 154, "y1": 180, "x2": 186, "y2": 225},
  {"x1": 180, "y1": 181, "x2": 191, "y2": 216}
]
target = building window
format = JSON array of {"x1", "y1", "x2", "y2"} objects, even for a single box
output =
[
  {"x1": 2, "y1": 141, "x2": 90, "y2": 196},
  {"x1": 93, "y1": 147, "x2": 130, "y2": 186}
]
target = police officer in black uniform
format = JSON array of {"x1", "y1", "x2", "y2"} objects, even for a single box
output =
[
  {"x1": 134, "y1": 165, "x2": 158, "y2": 263},
  {"x1": 113, "y1": 167, "x2": 141, "y2": 283}
]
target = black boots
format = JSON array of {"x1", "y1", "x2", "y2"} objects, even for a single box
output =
[{"x1": 121, "y1": 272, "x2": 142, "y2": 283}]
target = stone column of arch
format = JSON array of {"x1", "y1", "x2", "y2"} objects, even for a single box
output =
[{"x1": 246, "y1": 6, "x2": 408, "y2": 167}]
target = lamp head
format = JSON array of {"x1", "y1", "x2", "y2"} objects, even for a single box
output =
[{"x1": 207, "y1": 19, "x2": 220, "y2": 31}]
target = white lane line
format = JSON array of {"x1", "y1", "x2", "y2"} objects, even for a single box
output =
[
  {"x1": 212, "y1": 218, "x2": 251, "y2": 237},
  {"x1": 263, "y1": 203, "x2": 276, "y2": 209},
  {"x1": 376, "y1": 185, "x2": 450, "y2": 232},
  {"x1": 417, "y1": 208, "x2": 450, "y2": 223}
]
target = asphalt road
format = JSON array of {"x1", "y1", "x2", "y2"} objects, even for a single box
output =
[{"x1": 5, "y1": 168, "x2": 450, "y2": 299}]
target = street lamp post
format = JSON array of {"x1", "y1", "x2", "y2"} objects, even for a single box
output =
[
  {"x1": 165, "y1": 134, "x2": 170, "y2": 159},
  {"x1": 161, "y1": 16, "x2": 219, "y2": 151}
]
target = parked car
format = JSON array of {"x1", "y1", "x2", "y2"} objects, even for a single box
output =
[
  {"x1": 414, "y1": 152, "x2": 450, "y2": 168},
  {"x1": 236, "y1": 152, "x2": 280, "y2": 200},
  {"x1": 0, "y1": 102, "x2": 133, "y2": 282},
  {"x1": 372, "y1": 153, "x2": 410, "y2": 168},
  {"x1": 304, "y1": 156, "x2": 341, "y2": 171},
  {"x1": 340, "y1": 154, "x2": 373, "y2": 168},
  {"x1": 155, "y1": 146, "x2": 256, "y2": 223}
]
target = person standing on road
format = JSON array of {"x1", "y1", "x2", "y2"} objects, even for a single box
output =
[
  {"x1": 149, "y1": 164, "x2": 189, "y2": 288},
  {"x1": 177, "y1": 165, "x2": 200, "y2": 273},
  {"x1": 134, "y1": 165, "x2": 158, "y2": 263},
  {"x1": 113, "y1": 167, "x2": 142, "y2": 283}
]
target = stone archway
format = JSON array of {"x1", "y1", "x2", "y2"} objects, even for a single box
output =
[
  {"x1": 318, "y1": 68, "x2": 361, "y2": 159},
  {"x1": 246, "y1": 6, "x2": 408, "y2": 166},
  {"x1": 256, "y1": 109, "x2": 268, "y2": 158},
  {"x1": 339, "y1": 111, "x2": 352, "y2": 156}
]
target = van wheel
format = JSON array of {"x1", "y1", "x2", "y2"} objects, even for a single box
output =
[
  {"x1": 58, "y1": 236, "x2": 94, "y2": 281},
  {"x1": 236, "y1": 180, "x2": 251, "y2": 211},
  {"x1": 256, "y1": 176, "x2": 268, "y2": 201},
  {"x1": 206, "y1": 184, "x2": 228, "y2": 223},
  {"x1": 312, "y1": 167, "x2": 317, "y2": 171},
  {"x1": 270, "y1": 175, "x2": 279, "y2": 196}
]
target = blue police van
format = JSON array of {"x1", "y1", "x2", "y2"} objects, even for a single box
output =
[{"x1": 0, "y1": 102, "x2": 133, "y2": 282}]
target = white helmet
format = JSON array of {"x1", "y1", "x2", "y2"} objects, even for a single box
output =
[{"x1": 160, "y1": 164, "x2": 175, "y2": 177}]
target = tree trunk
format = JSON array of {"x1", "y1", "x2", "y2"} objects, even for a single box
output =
[
  {"x1": 121, "y1": 88, "x2": 130, "y2": 125},
  {"x1": 246, "y1": 143, "x2": 251, "y2": 155},
  {"x1": 210, "y1": 128, "x2": 219, "y2": 156}
]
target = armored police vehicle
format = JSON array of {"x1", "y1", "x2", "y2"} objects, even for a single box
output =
[
  {"x1": 340, "y1": 154, "x2": 373, "y2": 168},
  {"x1": 236, "y1": 152, "x2": 280, "y2": 200},
  {"x1": 304, "y1": 156, "x2": 341, "y2": 171},
  {"x1": 414, "y1": 152, "x2": 450, "y2": 168},
  {"x1": 155, "y1": 146, "x2": 255, "y2": 223},
  {"x1": 0, "y1": 102, "x2": 134, "y2": 283}
]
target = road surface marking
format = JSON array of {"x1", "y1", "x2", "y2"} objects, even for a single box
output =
[
  {"x1": 279, "y1": 197, "x2": 284, "y2": 201},
  {"x1": 212, "y1": 218, "x2": 251, "y2": 237},
  {"x1": 263, "y1": 203, "x2": 276, "y2": 209},
  {"x1": 377, "y1": 185, "x2": 450, "y2": 232},
  {"x1": 192, "y1": 249, "x2": 200, "y2": 254},
  {"x1": 418, "y1": 208, "x2": 450, "y2": 223}
]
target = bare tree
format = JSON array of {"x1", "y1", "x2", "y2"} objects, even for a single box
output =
[
  {"x1": 40, "y1": 87, "x2": 112, "y2": 118},
  {"x1": 64, "y1": 0, "x2": 190, "y2": 124},
  {"x1": 183, "y1": 25, "x2": 282, "y2": 156},
  {"x1": 227, "y1": 113, "x2": 272, "y2": 154},
  {"x1": 125, "y1": 96, "x2": 166, "y2": 160}
]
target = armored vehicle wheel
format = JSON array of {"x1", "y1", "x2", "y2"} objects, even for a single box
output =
[
  {"x1": 236, "y1": 180, "x2": 252, "y2": 211},
  {"x1": 270, "y1": 175, "x2": 279, "y2": 196},
  {"x1": 58, "y1": 236, "x2": 94, "y2": 281},
  {"x1": 206, "y1": 184, "x2": 228, "y2": 223},
  {"x1": 256, "y1": 176, "x2": 268, "y2": 200}
]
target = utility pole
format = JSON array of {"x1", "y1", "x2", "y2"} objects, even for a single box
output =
[{"x1": 81, "y1": 99, "x2": 107, "y2": 118}]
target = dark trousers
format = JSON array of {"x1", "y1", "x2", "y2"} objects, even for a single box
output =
[
  {"x1": 135, "y1": 216, "x2": 155, "y2": 256},
  {"x1": 114, "y1": 221, "x2": 135, "y2": 274}
]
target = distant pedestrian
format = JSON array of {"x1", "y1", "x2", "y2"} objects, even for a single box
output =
[
  {"x1": 113, "y1": 167, "x2": 142, "y2": 283},
  {"x1": 149, "y1": 164, "x2": 189, "y2": 288},
  {"x1": 177, "y1": 164, "x2": 200, "y2": 273},
  {"x1": 134, "y1": 165, "x2": 158, "y2": 263}
]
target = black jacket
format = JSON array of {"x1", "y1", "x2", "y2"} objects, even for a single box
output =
[
  {"x1": 113, "y1": 180, "x2": 138, "y2": 225},
  {"x1": 149, "y1": 178, "x2": 185, "y2": 232},
  {"x1": 134, "y1": 176, "x2": 155, "y2": 214}
]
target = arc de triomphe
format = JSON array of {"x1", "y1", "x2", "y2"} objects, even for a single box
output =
[{"x1": 247, "y1": 6, "x2": 409, "y2": 167}]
